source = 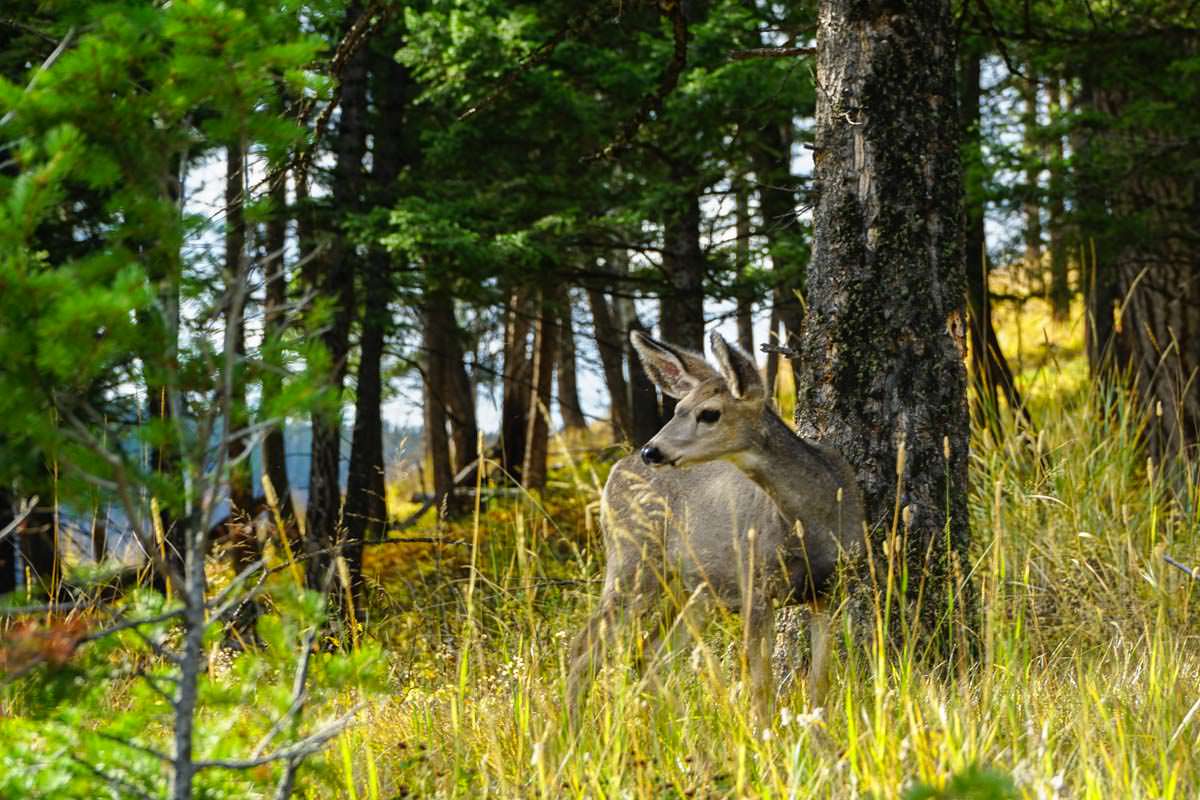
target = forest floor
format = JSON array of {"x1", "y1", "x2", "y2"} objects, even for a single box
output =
[
  {"x1": 5, "y1": 291, "x2": 1199, "y2": 799},
  {"x1": 331, "y1": 291, "x2": 1200, "y2": 799}
]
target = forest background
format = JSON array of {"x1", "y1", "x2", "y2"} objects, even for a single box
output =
[{"x1": 1, "y1": 0, "x2": 1199, "y2": 798}]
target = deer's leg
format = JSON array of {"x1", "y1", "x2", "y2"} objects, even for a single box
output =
[
  {"x1": 807, "y1": 599, "x2": 832, "y2": 708},
  {"x1": 638, "y1": 585, "x2": 711, "y2": 694},
  {"x1": 567, "y1": 570, "x2": 663, "y2": 729},
  {"x1": 745, "y1": 603, "x2": 776, "y2": 731},
  {"x1": 566, "y1": 597, "x2": 621, "y2": 730}
]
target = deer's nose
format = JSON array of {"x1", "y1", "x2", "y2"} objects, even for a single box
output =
[{"x1": 640, "y1": 445, "x2": 665, "y2": 465}]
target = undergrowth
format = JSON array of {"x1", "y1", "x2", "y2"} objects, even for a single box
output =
[
  {"x1": 4, "y1": 297, "x2": 1200, "y2": 798},
  {"x1": 338, "y1": 297, "x2": 1199, "y2": 799}
]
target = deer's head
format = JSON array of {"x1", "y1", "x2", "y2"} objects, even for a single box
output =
[{"x1": 631, "y1": 330, "x2": 766, "y2": 469}]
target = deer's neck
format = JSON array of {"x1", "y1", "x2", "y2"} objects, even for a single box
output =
[{"x1": 732, "y1": 409, "x2": 843, "y2": 534}]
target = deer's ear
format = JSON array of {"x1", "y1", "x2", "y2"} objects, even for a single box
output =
[
  {"x1": 630, "y1": 330, "x2": 712, "y2": 399},
  {"x1": 710, "y1": 333, "x2": 764, "y2": 400}
]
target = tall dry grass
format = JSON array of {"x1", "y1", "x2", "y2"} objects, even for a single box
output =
[{"x1": 324, "y1": 298, "x2": 1199, "y2": 799}]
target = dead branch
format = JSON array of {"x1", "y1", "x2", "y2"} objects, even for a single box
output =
[
  {"x1": 1165, "y1": 553, "x2": 1200, "y2": 581},
  {"x1": 728, "y1": 46, "x2": 815, "y2": 60}
]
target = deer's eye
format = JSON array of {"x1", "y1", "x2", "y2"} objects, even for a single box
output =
[{"x1": 697, "y1": 409, "x2": 721, "y2": 425}]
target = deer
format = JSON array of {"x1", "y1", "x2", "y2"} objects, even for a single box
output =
[{"x1": 566, "y1": 330, "x2": 865, "y2": 729}]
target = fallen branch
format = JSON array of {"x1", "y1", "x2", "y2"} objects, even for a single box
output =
[
  {"x1": 0, "y1": 495, "x2": 38, "y2": 543},
  {"x1": 760, "y1": 342, "x2": 800, "y2": 359},
  {"x1": 1164, "y1": 553, "x2": 1200, "y2": 581},
  {"x1": 728, "y1": 46, "x2": 814, "y2": 60}
]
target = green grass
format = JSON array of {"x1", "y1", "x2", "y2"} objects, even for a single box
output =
[{"x1": 329, "y1": 302, "x2": 1200, "y2": 799}]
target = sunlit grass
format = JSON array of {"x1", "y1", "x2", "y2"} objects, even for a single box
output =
[{"x1": 325, "y1": 297, "x2": 1200, "y2": 799}]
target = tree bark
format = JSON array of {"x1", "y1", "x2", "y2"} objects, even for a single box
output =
[
  {"x1": 303, "y1": 5, "x2": 369, "y2": 592},
  {"x1": 499, "y1": 290, "x2": 533, "y2": 479},
  {"x1": 422, "y1": 295, "x2": 456, "y2": 516},
  {"x1": 442, "y1": 317, "x2": 478, "y2": 479},
  {"x1": 556, "y1": 296, "x2": 588, "y2": 432},
  {"x1": 659, "y1": 175, "x2": 707, "y2": 357},
  {"x1": 1046, "y1": 75, "x2": 1070, "y2": 319},
  {"x1": 798, "y1": 0, "x2": 972, "y2": 645},
  {"x1": 522, "y1": 292, "x2": 560, "y2": 490},
  {"x1": 423, "y1": 289, "x2": 470, "y2": 515},
  {"x1": 1020, "y1": 65, "x2": 1043, "y2": 277}
]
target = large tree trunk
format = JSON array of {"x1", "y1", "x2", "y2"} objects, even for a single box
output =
[
  {"x1": 797, "y1": 0, "x2": 971, "y2": 645},
  {"x1": 522, "y1": 292, "x2": 560, "y2": 490},
  {"x1": 586, "y1": 282, "x2": 633, "y2": 443},
  {"x1": 499, "y1": 290, "x2": 533, "y2": 479},
  {"x1": 556, "y1": 297, "x2": 588, "y2": 432},
  {"x1": 303, "y1": 6, "x2": 369, "y2": 593}
]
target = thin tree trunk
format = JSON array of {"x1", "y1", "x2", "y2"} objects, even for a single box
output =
[
  {"x1": 586, "y1": 283, "x2": 633, "y2": 443},
  {"x1": 1021, "y1": 64, "x2": 1043, "y2": 278},
  {"x1": 556, "y1": 296, "x2": 588, "y2": 431},
  {"x1": 612, "y1": 251, "x2": 662, "y2": 445},
  {"x1": 523, "y1": 293, "x2": 559, "y2": 490},
  {"x1": 499, "y1": 290, "x2": 532, "y2": 479},
  {"x1": 753, "y1": 117, "x2": 805, "y2": 349},
  {"x1": 423, "y1": 295, "x2": 456, "y2": 516},
  {"x1": 1072, "y1": 74, "x2": 1121, "y2": 376},
  {"x1": 962, "y1": 47, "x2": 1031, "y2": 433},
  {"x1": 442, "y1": 318, "x2": 478, "y2": 478},
  {"x1": 224, "y1": 140, "x2": 259, "y2": 582},
  {"x1": 146, "y1": 153, "x2": 186, "y2": 594},
  {"x1": 0, "y1": 488, "x2": 15, "y2": 596},
  {"x1": 660, "y1": 177, "x2": 706, "y2": 355},
  {"x1": 345, "y1": 42, "x2": 410, "y2": 594},
  {"x1": 1047, "y1": 75, "x2": 1070, "y2": 319},
  {"x1": 262, "y1": 169, "x2": 295, "y2": 526},
  {"x1": 798, "y1": 0, "x2": 972, "y2": 646},
  {"x1": 303, "y1": 5, "x2": 368, "y2": 593},
  {"x1": 764, "y1": 305, "x2": 782, "y2": 400},
  {"x1": 423, "y1": 289, "x2": 470, "y2": 515},
  {"x1": 344, "y1": 249, "x2": 388, "y2": 559},
  {"x1": 735, "y1": 176, "x2": 755, "y2": 352}
]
